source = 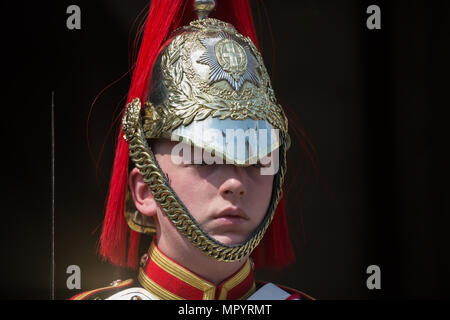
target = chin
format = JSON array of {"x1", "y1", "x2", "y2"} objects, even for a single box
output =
[{"x1": 212, "y1": 234, "x2": 246, "y2": 246}]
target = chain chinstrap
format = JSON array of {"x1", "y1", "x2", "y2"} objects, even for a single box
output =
[{"x1": 124, "y1": 98, "x2": 287, "y2": 262}]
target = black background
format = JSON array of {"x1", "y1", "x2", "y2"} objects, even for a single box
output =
[{"x1": 2, "y1": 0, "x2": 449, "y2": 299}]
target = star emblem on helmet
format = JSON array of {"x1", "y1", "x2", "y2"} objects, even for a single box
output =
[{"x1": 197, "y1": 31, "x2": 260, "y2": 91}]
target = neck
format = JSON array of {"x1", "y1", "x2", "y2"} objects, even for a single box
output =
[{"x1": 155, "y1": 232, "x2": 246, "y2": 284}]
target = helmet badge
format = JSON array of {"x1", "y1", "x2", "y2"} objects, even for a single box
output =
[{"x1": 197, "y1": 31, "x2": 259, "y2": 91}]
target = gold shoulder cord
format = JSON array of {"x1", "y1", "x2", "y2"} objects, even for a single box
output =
[{"x1": 122, "y1": 97, "x2": 288, "y2": 262}]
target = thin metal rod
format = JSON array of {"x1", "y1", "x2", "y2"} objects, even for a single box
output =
[{"x1": 51, "y1": 91, "x2": 55, "y2": 300}]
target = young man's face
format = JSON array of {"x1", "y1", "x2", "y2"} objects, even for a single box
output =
[{"x1": 152, "y1": 140, "x2": 274, "y2": 246}]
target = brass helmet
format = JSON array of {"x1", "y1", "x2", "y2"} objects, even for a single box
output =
[{"x1": 120, "y1": 1, "x2": 290, "y2": 263}]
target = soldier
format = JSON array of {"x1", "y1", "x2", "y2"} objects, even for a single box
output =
[{"x1": 71, "y1": 0, "x2": 313, "y2": 300}]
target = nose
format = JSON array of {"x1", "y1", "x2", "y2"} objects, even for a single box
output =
[{"x1": 219, "y1": 175, "x2": 247, "y2": 201}]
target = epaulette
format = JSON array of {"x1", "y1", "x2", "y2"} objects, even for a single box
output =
[
  {"x1": 69, "y1": 279, "x2": 135, "y2": 300},
  {"x1": 275, "y1": 283, "x2": 315, "y2": 300},
  {"x1": 249, "y1": 281, "x2": 315, "y2": 300}
]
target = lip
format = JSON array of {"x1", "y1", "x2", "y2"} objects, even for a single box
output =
[{"x1": 213, "y1": 207, "x2": 249, "y2": 225}]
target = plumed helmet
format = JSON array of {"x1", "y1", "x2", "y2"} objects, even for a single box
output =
[{"x1": 101, "y1": 0, "x2": 295, "y2": 269}]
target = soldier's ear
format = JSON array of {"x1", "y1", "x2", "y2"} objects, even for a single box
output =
[{"x1": 128, "y1": 168, "x2": 157, "y2": 217}]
